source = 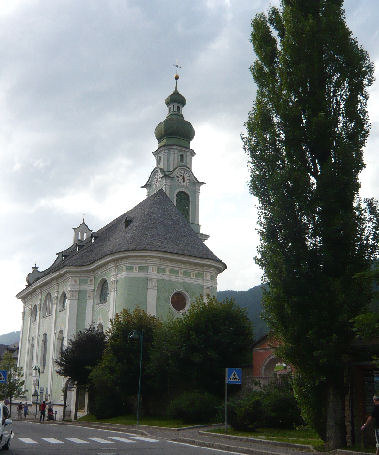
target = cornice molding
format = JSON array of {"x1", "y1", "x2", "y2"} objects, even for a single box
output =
[{"x1": 17, "y1": 251, "x2": 225, "y2": 299}]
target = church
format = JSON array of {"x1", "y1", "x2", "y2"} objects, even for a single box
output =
[{"x1": 16, "y1": 75, "x2": 226, "y2": 419}]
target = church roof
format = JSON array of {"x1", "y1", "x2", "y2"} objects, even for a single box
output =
[{"x1": 25, "y1": 190, "x2": 225, "y2": 286}]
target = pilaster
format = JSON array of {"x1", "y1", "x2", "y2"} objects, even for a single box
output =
[
  {"x1": 65, "y1": 280, "x2": 79, "y2": 344},
  {"x1": 21, "y1": 304, "x2": 31, "y2": 381},
  {"x1": 47, "y1": 289, "x2": 58, "y2": 399},
  {"x1": 108, "y1": 269, "x2": 118, "y2": 321},
  {"x1": 85, "y1": 277, "x2": 94, "y2": 327},
  {"x1": 34, "y1": 292, "x2": 42, "y2": 367},
  {"x1": 147, "y1": 273, "x2": 157, "y2": 316}
]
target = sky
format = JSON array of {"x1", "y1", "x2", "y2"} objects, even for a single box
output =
[{"x1": 0, "y1": 0, "x2": 378, "y2": 335}]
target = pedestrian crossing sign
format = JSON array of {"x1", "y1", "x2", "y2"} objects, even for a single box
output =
[
  {"x1": 0, "y1": 370, "x2": 7, "y2": 383},
  {"x1": 226, "y1": 368, "x2": 242, "y2": 384}
]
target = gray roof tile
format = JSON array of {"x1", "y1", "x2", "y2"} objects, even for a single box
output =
[{"x1": 26, "y1": 190, "x2": 225, "y2": 286}]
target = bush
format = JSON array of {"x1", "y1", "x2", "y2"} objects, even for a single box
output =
[
  {"x1": 229, "y1": 392, "x2": 264, "y2": 431},
  {"x1": 229, "y1": 377, "x2": 303, "y2": 430},
  {"x1": 168, "y1": 391, "x2": 220, "y2": 423}
]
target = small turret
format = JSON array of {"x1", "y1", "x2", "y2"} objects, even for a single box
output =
[{"x1": 73, "y1": 219, "x2": 92, "y2": 243}]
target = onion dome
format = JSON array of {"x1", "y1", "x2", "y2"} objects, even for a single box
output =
[
  {"x1": 154, "y1": 75, "x2": 195, "y2": 148},
  {"x1": 165, "y1": 89, "x2": 186, "y2": 107}
]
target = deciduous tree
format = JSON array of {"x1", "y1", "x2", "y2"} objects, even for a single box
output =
[{"x1": 0, "y1": 352, "x2": 26, "y2": 414}]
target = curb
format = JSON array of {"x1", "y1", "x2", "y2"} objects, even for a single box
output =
[
  {"x1": 170, "y1": 437, "x2": 282, "y2": 455},
  {"x1": 200, "y1": 431, "x2": 314, "y2": 451},
  {"x1": 336, "y1": 450, "x2": 374, "y2": 455}
]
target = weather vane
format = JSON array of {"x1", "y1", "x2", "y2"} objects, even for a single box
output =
[{"x1": 173, "y1": 60, "x2": 182, "y2": 89}]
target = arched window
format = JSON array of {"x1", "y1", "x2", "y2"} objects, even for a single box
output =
[
  {"x1": 97, "y1": 323, "x2": 104, "y2": 333},
  {"x1": 59, "y1": 292, "x2": 67, "y2": 311},
  {"x1": 31, "y1": 305, "x2": 37, "y2": 323},
  {"x1": 99, "y1": 280, "x2": 109, "y2": 304},
  {"x1": 41, "y1": 333, "x2": 48, "y2": 372},
  {"x1": 56, "y1": 330, "x2": 64, "y2": 357},
  {"x1": 28, "y1": 337, "x2": 34, "y2": 371},
  {"x1": 176, "y1": 191, "x2": 190, "y2": 221},
  {"x1": 46, "y1": 293, "x2": 52, "y2": 315},
  {"x1": 170, "y1": 291, "x2": 188, "y2": 312},
  {"x1": 42, "y1": 294, "x2": 52, "y2": 317}
]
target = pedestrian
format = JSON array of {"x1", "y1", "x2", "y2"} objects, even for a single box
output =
[
  {"x1": 39, "y1": 400, "x2": 46, "y2": 423},
  {"x1": 361, "y1": 394, "x2": 379, "y2": 455},
  {"x1": 47, "y1": 404, "x2": 54, "y2": 421},
  {"x1": 17, "y1": 402, "x2": 23, "y2": 420},
  {"x1": 23, "y1": 402, "x2": 29, "y2": 419}
]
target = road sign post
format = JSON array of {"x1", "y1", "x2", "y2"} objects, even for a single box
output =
[{"x1": 224, "y1": 368, "x2": 242, "y2": 432}]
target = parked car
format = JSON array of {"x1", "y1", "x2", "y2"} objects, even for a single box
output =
[{"x1": 0, "y1": 404, "x2": 12, "y2": 450}]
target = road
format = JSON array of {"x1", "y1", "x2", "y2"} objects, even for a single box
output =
[{"x1": 8, "y1": 420, "x2": 239, "y2": 454}]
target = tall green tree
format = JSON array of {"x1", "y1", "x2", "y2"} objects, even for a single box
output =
[
  {"x1": 149, "y1": 296, "x2": 254, "y2": 398},
  {"x1": 243, "y1": 0, "x2": 378, "y2": 448},
  {"x1": 56, "y1": 326, "x2": 106, "y2": 419},
  {"x1": 89, "y1": 308, "x2": 161, "y2": 418},
  {"x1": 56, "y1": 326, "x2": 106, "y2": 386},
  {"x1": 0, "y1": 352, "x2": 26, "y2": 414}
]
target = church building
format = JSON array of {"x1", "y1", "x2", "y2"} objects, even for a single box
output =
[{"x1": 16, "y1": 76, "x2": 226, "y2": 419}]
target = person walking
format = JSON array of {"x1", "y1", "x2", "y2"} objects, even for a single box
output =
[
  {"x1": 17, "y1": 402, "x2": 23, "y2": 420},
  {"x1": 361, "y1": 395, "x2": 379, "y2": 455},
  {"x1": 39, "y1": 401, "x2": 46, "y2": 423},
  {"x1": 23, "y1": 402, "x2": 29, "y2": 419}
]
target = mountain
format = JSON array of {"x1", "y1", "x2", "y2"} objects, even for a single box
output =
[
  {"x1": 0, "y1": 331, "x2": 20, "y2": 345},
  {"x1": 217, "y1": 285, "x2": 268, "y2": 341}
]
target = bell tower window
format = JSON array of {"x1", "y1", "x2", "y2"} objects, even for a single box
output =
[
  {"x1": 179, "y1": 154, "x2": 184, "y2": 163},
  {"x1": 176, "y1": 191, "x2": 190, "y2": 221}
]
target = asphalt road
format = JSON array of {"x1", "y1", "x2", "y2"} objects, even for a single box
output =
[{"x1": 8, "y1": 420, "x2": 239, "y2": 454}]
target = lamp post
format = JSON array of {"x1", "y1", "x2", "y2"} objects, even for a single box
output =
[
  {"x1": 32, "y1": 365, "x2": 40, "y2": 418},
  {"x1": 129, "y1": 329, "x2": 144, "y2": 425}
]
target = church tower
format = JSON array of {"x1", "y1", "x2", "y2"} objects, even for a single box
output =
[{"x1": 143, "y1": 75, "x2": 209, "y2": 241}]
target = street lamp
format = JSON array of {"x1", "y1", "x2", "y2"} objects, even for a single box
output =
[
  {"x1": 129, "y1": 329, "x2": 144, "y2": 425},
  {"x1": 32, "y1": 365, "x2": 40, "y2": 418}
]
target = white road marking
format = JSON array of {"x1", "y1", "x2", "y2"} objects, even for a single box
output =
[
  {"x1": 18, "y1": 438, "x2": 37, "y2": 444},
  {"x1": 130, "y1": 436, "x2": 159, "y2": 442},
  {"x1": 42, "y1": 437, "x2": 64, "y2": 443},
  {"x1": 109, "y1": 436, "x2": 136, "y2": 443},
  {"x1": 66, "y1": 437, "x2": 89, "y2": 444},
  {"x1": 89, "y1": 437, "x2": 114, "y2": 444}
]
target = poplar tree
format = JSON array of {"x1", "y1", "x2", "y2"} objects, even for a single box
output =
[{"x1": 243, "y1": 0, "x2": 378, "y2": 448}]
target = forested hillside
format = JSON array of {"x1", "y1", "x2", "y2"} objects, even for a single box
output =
[
  {"x1": 217, "y1": 286, "x2": 268, "y2": 340},
  {"x1": 0, "y1": 331, "x2": 20, "y2": 345}
]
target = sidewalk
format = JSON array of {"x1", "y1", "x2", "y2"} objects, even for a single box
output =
[{"x1": 69, "y1": 421, "x2": 316, "y2": 455}]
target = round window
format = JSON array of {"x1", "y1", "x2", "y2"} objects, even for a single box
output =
[{"x1": 171, "y1": 291, "x2": 187, "y2": 311}]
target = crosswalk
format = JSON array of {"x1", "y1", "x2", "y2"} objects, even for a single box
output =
[{"x1": 17, "y1": 434, "x2": 159, "y2": 445}]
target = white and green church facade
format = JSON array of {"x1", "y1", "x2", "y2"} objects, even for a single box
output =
[{"x1": 16, "y1": 77, "x2": 226, "y2": 419}]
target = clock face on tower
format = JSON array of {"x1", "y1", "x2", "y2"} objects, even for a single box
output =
[{"x1": 175, "y1": 169, "x2": 191, "y2": 186}]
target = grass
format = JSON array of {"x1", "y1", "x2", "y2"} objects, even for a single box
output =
[
  {"x1": 208, "y1": 428, "x2": 376, "y2": 453},
  {"x1": 208, "y1": 427, "x2": 323, "y2": 447},
  {"x1": 78, "y1": 413, "x2": 192, "y2": 428}
]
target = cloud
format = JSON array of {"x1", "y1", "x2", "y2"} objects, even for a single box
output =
[{"x1": 0, "y1": 0, "x2": 378, "y2": 334}]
